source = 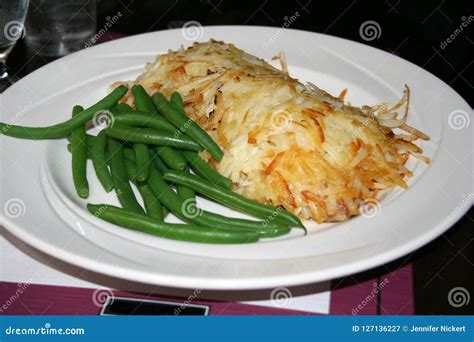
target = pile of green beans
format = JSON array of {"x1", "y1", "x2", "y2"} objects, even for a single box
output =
[{"x1": 2, "y1": 85, "x2": 304, "y2": 244}]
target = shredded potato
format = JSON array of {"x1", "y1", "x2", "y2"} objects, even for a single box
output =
[{"x1": 116, "y1": 40, "x2": 430, "y2": 223}]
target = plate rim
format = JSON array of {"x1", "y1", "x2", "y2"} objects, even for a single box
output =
[{"x1": 1, "y1": 25, "x2": 472, "y2": 290}]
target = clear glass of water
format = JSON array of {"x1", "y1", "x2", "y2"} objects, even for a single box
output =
[
  {"x1": 0, "y1": 1, "x2": 29, "y2": 80},
  {"x1": 25, "y1": 0, "x2": 96, "y2": 57}
]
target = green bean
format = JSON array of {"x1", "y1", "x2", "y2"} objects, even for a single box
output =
[
  {"x1": 70, "y1": 133, "x2": 108, "y2": 160},
  {"x1": 107, "y1": 138, "x2": 144, "y2": 214},
  {"x1": 135, "y1": 183, "x2": 163, "y2": 220},
  {"x1": 124, "y1": 158, "x2": 163, "y2": 220},
  {"x1": 176, "y1": 168, "x2": 195, "y2": 202},
  {"x1": 70, "y1": 105, "x2": 89, "y2": 198},
  {"x1": 149, "y1": 148, "x2": 169, "y2": 173},
  {"x1": 163, "y1": 171, "x2": 304, "y2": 228},
  {"x1": 123, "y1": 146, "x2": 135, "y2": 163},
  {"x1": 131, "y1": 85, "x2": 158, "y2": 182},
  {"x1": 133, "y1": 143, "x2": 150, "y2": 182},
  {"x1": 124, "y1": 158, "x2": 139, "y2": 181},
  {"x1": 177, "y1": 185, "x2": 195, "y2": 202},
  {"x1": 115, "y1": 103, "x2": 133, "y2": 112},
  {"x1": 66, "y1": 132, "x2": 97, "y2": 144},
  {"x1": 155, "y1": 146, "x2": 187, "y2": 171},
  {"x1": 113, "y1": 112, "x2": 176, "y2": 133},
  {"x1": 87, "y1": 204, "x2": 259, "y2": 244},
  {"x1": 105, "y1": 124, "x2": 202, "y2": 151},
  {"x1": 0, "y1": 85, "x2": 127, "y2": 139},
  {"x1": 90, "y1": 130, "x2": 114, "y2": 192},
  {"x1": 148, "y1": 149, "x2": 169, "y2": 218},
  {"x1": 110, "y1": 103, "x2": 130, "y2": 116},
  {"x1": 182, "y1": 151, "x2": 232, "y2": 189},
  {"x1": 152, "y1": 92, "x2": 223, "y2": 161},
  {"x1": 170, "y1": 92, "x2": 184, "y2": 108},
  {"x1": 147, "y1": 163, "x2": 288, "y2": 236},
  {"x1": 131, "y1": 85, "x2": 156, "y2": 113},
  {"x1": 67, "y1": 143, "x2": 91, "y2": 157},
  {"x1": 68, "y1": 137, "x2": 104, "y2": 161}
]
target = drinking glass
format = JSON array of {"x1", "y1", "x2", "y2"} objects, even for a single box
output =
[
  {"x1": 0, "y1": 1, "x2": 29, "y2": 80},
  {"x1": 25, "y1": 0, "x2": 96, "y2": 56}
]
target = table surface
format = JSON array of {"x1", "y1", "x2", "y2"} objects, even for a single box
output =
[{"x1": 1, "y1": 0, "x2": 472, "y2": 315}]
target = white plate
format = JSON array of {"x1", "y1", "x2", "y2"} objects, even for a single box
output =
[{"x1": 1, "y1": 26, "x2": 472, "y2": 290}]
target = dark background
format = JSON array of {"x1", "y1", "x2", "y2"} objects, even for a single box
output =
[{"x1": 5, "y1": 0, "x2": 473, "y2": 315}]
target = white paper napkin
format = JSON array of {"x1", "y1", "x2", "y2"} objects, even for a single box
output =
[{"x1": 0, "y1": 230, "x2": 330, "y2": 314}]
